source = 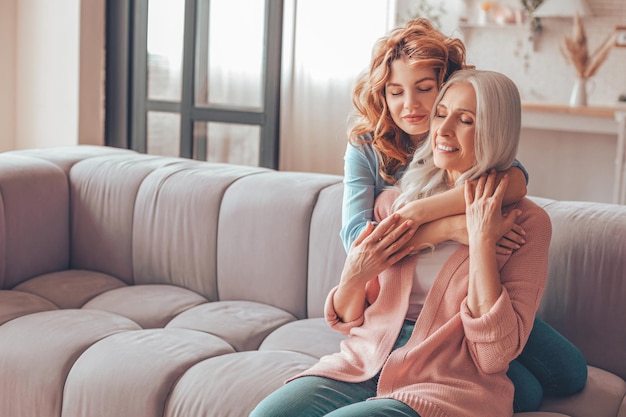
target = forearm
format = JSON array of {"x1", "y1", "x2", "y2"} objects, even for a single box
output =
[
  {"x1": 398, "y1": 187, "x2": 466, "y2": 226},
  {"x1": 467, "y1": 239, "x2": 502, "y2": 317},
  {"x1": 500, "y1": 166, "x2": 527, "y2": 205},
  {"x1": 397, "y1": 167, "x2": 527, "y2": 226},
  {"x1": 333, "y1": 276, "x2": 368, "y2": 323},
  {"x1": 407, "y1": 215, "x2": 467, "y2": 250}
]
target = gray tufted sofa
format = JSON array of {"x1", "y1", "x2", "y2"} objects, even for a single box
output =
[{"x1": 0, "y1": 145, "x2": 624, "y2": 417}]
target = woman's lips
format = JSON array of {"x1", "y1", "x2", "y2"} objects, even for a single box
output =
[{"x1": 403, "y1": 114, "x2": 427, "y2": 124}]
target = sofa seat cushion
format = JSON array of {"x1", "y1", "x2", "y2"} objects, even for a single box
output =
[
  {"x1": 61, "y1": 328, "x2": 234, "y2": 417},
  {"x1": 538, "y1": 366, "x2": 626, "y2": 417},
  {"x1": 82, "y1": 284, "x2": 208, "y2": 329},
  {"x1": 166, "y1": 300, "x2": 295, "y2": 351},
  {"x1": 260, "y1": 317, "x2": 347, "y2": 359},
  {"x1": 0, "y1": 309, "x2": 140, "y2": 417},
  {"x1": 13, "y1": 269, "x2": 127, "y2": 308},
  {"x1": 0, "y1": 290, "x2": 58, "y2": 324},
  {"x1": 164, "y1": 350, "x2": 317, "y2": 417}
]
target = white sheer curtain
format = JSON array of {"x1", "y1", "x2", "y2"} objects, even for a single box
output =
[{"x1": 279, "y1": 0, "x2": 396, "y2": 174}]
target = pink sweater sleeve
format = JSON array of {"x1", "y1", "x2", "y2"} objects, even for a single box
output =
[
  {"x1": 460, "y1": 199, "x2": 552, "y2": 374},
  {"x1": 324, "y1": 286, "x2": 365, "y2": 334}
]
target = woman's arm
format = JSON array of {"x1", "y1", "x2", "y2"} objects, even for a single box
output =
[
  {"x1": 396, "y1": 166, "x2": 527, "y2": 227},
  {"x1": 340, "y1": 142, "x2": 379, "y2": 253},
  {"x1": 461, "y1": 172, "x2": 551, "y2": 374},
  {"x1": 333, "y1": 213, "x2": 416, "y2": 323},
  {"x1": 464, "y1": 171, "x2": 522, "y2": 317}
]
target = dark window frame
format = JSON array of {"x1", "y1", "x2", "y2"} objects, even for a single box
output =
[{"x1": 105, "y1": 0, "x2": 283, "y2": 168}]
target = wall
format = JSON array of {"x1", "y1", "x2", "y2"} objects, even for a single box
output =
[
  {"x1": 1, "y1": 0, "x2": 104, "y2": 151},
  {"x1": 396, "y1": 0, "x2": 626, "y2": 203},
  {"x1": 0, "y1": 0, "x2": 17, "y2": 152},
  {"x1": 16, "y1": 0, "x2": 80, "y2": 149},
  {"x1": 398, "y1": 0, "x2": 626, "y2": 106}
]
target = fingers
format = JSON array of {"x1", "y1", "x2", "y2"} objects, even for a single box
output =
[
  {"x1": 361, "y1": 213, "x2": 415, "y2": 259},
  {"x1": 483, "y1": 169, "x2": 497, "y2": 195},
  {"x1": 496, "y1": 210, "x2": 525, "y2": 253},
  {"x1": 377, "y1": 218, "x2": 415, "y2": 255},
  {"x1": 474, "y1": 173, "x2": 485, "y2": 198},
  {"x1": 369, "y1": 213, "x2": 401, "y2": 241},
  {"x1": 464, "y1": 179, "x2": 474, "y2": 206},
  {"x1": 492, "y1": 172, "x2": 509, "y2": 206},
  {"x1": 353, "y1": 221, "x2": 376, "y2": 247}
]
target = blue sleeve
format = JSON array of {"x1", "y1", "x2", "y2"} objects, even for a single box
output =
[
  {"x1": 340, "y1": 143, "x2": 377, "y2": 253},
  {"x1": 512, "y1": 159, "x2": 529, "y2": 185}
]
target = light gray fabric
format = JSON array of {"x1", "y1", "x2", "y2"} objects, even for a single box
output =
[
  {"x1": 69, "y1": 154, "x2": 185, "y2": 283},
  {"x1": 307, "y1": 182, "x2": 346, "y2": 318},
  {"x1": 0, "y1": 290, "x2": 58, "y2": 324},
  {"x1": 216, "y1": 170, "x2": 339, "y2": 319},
  {"x1": 259, "y1": 317, "x2": 348, "y2": 359},
  {"x1": 163, "y1": 351, "x2": 317, "y2": 417},
  {"x1": 13, "y1": 269, "x2": 126, "y2": 308},
  {"x1": 4, "y1": 145, "x2": 136, "y2": 173},
  {"x1": 61, "y1": 328, "x2": 234, "y2": 417},
  {"x1": 538, "y1": 366, "x2": 626, "y2": 417},
  {"x1": 82, "y1": 284, "x2": 208, "y2": 329},
  {"x1": 533, "y1": 199, "x2": 626, "y2": 380},
  {"x1": 165, "y1": 300, "x2": 295, "y2": 351},
  {"x1": 0, "y1": 309, "x2": 140, "y2": 417},
  {"x1": 132, "y1": 160, "x2": 264, "y2": 298},
  {"x1": 618, "y1": 398, "x2": 626, "y2": 417},
  {"x1": 0, "y1": 155, "x2": 69, "y2": 288}
]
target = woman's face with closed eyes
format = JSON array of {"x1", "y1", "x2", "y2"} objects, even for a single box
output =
[
  {"x1": 431, "y1": 82, "x2": 477, "y2": 183},
  {"x1": 385, "y1": 58, "x2": 439, "y2": 144}
]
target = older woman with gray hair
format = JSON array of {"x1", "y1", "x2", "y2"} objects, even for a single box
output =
[{"x1": 250, "y1": 70, "x2": 585, "y2": 417}]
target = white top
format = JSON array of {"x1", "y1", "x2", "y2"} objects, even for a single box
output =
[{"x1": 407, "y1": 240, "x2": 461, "y2": 320}]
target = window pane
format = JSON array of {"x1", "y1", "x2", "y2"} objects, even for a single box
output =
[
  {"x1": 194, "y1": 122, "x2": 260, "y2": 166},
  {"x1": 147, "y1": 0, "x2": 185, "y2": 101},
  {"x1": 147, "y1": 111, "x2": 180, "y2": 157},
  {"x1": 195, "y1": 0, "x2": 265, "y2": 109}
]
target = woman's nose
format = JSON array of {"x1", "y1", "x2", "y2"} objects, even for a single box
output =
[
  {"x1": 404, "y1": 92, "x2": 421, "y2": 110},
  {"x1": 436, "y1": 116, "x2": 453, "y2": 136}
]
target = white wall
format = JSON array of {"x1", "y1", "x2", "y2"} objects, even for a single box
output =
[
  {"x1": 0, "y1": 0, "x2": 17, "y2": 152},
  {"x1": 398, "y1": 0, "x2": 626, "y2": 106},
  {"x1": 16, "y1": 0, "x2": 80, "y2": 149},
  {"x1": 1, "y1": 0, "x2": 104, "y2": 151}
]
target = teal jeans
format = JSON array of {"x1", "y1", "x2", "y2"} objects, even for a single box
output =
[
  {"x1": 249, "y1": 321, "x2": 419, "y2": 417},
  {"x1": 250, "y1": 318, "x2": 587, "y2": 416},
  {"x1": 508, "y1": 317, "x2": 588, "y2": 412}
]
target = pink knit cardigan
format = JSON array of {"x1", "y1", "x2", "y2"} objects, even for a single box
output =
[{"x1": 295, "y1": 191, "x2": 552, "y2": 417}]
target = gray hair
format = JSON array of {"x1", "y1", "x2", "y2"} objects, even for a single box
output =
[{"x1": 394, "y1": 69, "x2": 521, "y2": 208}]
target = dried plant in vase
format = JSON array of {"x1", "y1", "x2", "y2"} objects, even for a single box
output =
[{"x1": 560, "y1": 12, "x2": 617, "y2": 106}]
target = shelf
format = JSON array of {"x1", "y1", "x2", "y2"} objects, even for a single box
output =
[
  {"x1": 458, "y1": 22, "x2": 528, "y2": 30},
  {"x1": 521, "y1": 101, "x2": 626, "y2": 135}
]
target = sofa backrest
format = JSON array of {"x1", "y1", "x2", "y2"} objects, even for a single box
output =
[
  {"x1": 532, "y1": 197, "x2": 626, "y2": 381},
  {"x1": 0, "y1": 155, "x2": 70, "y2": 288},
  {"x1": 1, "y1": 146, "x2": 623, "y2": 381}
]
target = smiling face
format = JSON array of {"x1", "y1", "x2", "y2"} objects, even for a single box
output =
[
  {"x1": 385, "y1": 58, "x2": 439, "y2": 144},
  {"x1": 431, "y1": 82, "x2": 477, "y2": 183}
]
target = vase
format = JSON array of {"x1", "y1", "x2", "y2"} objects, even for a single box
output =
[{"x1": 569, "y1": 77, "x2": 588, "y2": 107}]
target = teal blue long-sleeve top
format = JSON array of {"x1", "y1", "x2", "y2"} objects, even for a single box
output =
[{"x1": 340, "y1": 136, "x2": 529, "y2": 253}]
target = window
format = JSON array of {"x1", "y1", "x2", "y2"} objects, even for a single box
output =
[{"x1": 105, "y1": 0, "x2": 282, "y2": 168}]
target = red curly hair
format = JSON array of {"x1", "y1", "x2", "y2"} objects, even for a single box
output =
[{"x1": 348, "y1": 18, "x2": 472, "y2": 184}]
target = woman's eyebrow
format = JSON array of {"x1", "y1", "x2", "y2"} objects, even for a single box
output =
[{"x1": 386, "y1": 77, "x2": 436, "y2": 87}]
